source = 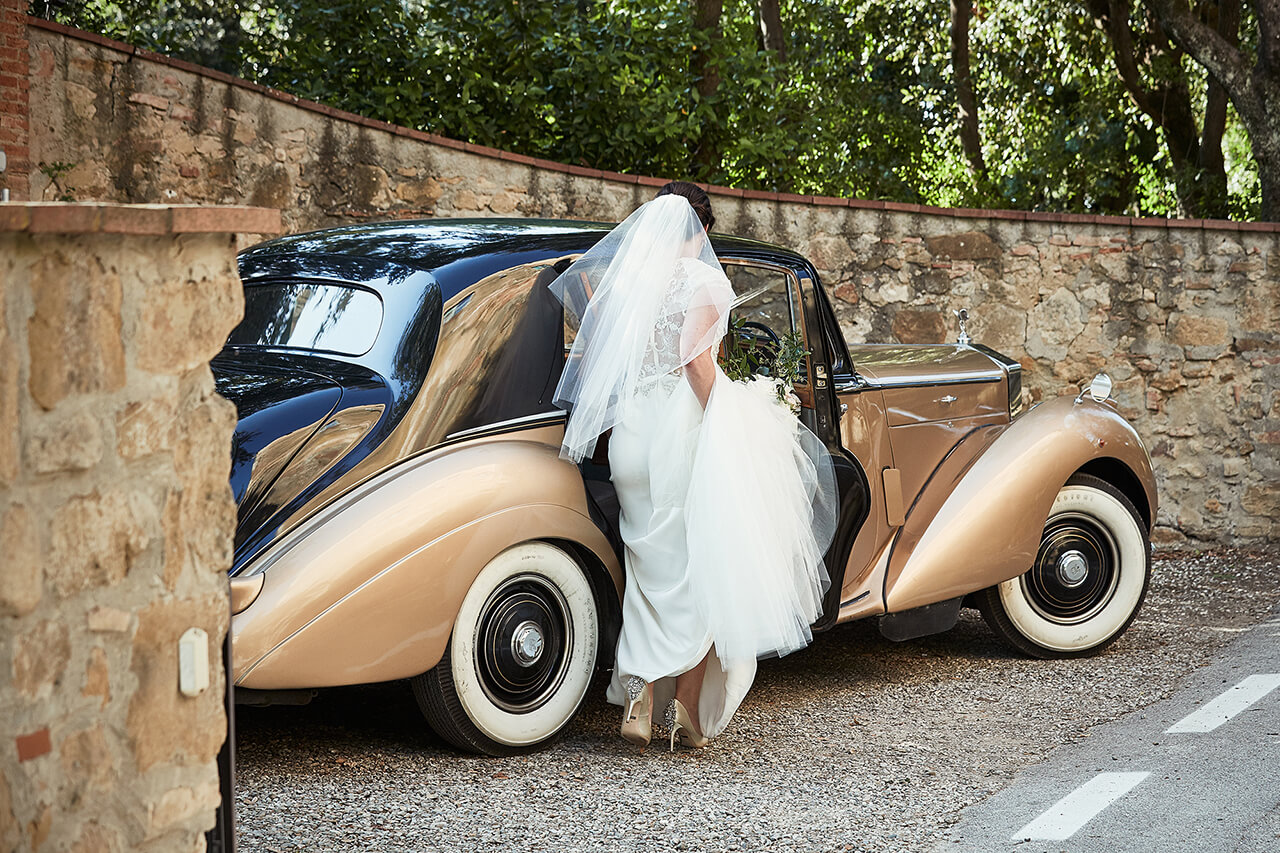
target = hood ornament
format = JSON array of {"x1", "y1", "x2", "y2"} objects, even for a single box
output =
[{"x1": 954, "y1": 309, "x2": 972, "y2": 346}]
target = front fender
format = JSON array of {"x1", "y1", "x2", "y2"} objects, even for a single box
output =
[
  {"x1": 884, "y1": 395, "x2": 1155, "y2": 612},
  {"x1": 231, "y1": 437, "x2": 621, "y2": 689}
]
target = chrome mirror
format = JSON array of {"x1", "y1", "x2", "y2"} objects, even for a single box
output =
[{"x1": 1075, "y1": 372, "x2": 1113, "y2": 404}]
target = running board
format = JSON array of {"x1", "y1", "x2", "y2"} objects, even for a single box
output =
[{"x1": 878, "y1": 596, "x2": 964, "y2": 642}]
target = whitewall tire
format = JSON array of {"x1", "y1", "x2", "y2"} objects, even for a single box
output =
[
  {"x1": 978, "y1": 474, "x2": 1150, "y2": 658},
  {"x1": 412, "y1": 542, "x2": 599, "y2": 755}
]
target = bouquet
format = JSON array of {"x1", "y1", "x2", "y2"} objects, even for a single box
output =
[{"x1": 718, "y1": 316, "x2": 807, "y2": 415}]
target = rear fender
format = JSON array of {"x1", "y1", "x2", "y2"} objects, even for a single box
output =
[
  {"x1": 232, "y1": 437, "x2": 621, "y2": 689},
  {"x1": 884, "y1": 395, "x2": 1156, "y2": 612}
]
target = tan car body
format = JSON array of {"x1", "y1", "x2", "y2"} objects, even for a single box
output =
[
  {"x1": 222, "y1": 222, "x2": 1157, "y2": 738},
  {"x1": 232, "y1": 424, "x2": 620, "y2": 689}
]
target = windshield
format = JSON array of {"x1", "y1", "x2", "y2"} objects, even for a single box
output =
[{"x1": 227, "y1": 282, "x2": 384, "y2": 356}]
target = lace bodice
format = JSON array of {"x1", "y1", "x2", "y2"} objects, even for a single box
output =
[{"x1": 637, "y1": 258, "x2": 730, "y2": 385}]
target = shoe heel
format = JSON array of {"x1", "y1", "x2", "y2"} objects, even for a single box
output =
[{"x1": 669, "y1": 725, "x2": 679, "y2": 752}]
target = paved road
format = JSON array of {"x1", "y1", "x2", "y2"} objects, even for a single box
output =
[
  {"x1": 937, "y1": 607, "x2": 1280, "y2": 853},
  {"x1": 234, "y1": 549, "x2": 1280, "y2": 852}
]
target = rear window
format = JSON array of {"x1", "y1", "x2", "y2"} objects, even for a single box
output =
[{"x1": 227, "y1": 282, "x2": 384, "y2": 356}]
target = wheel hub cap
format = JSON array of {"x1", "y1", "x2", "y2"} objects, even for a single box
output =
[
  {"x1": 474, "y1": 574, "x2": 573, "y2": 714},
  {"x1": 1057, "y1": 550, "x2": 1089, "y2": 587},
  {"x1": 1022, "y1": 513, "x2": 1120, "y2": 624},
  {"x1": 512, "y1": 621, "x2": 545, "y2": 666}
]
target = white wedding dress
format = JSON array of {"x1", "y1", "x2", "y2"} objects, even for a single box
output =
[{"x1": 549, "y1": 198, "x2": 836, "y2": 740}]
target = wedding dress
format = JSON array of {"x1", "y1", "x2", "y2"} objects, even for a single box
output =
[{"x1": 549, "y1": 196, "x2": 837, "y2": 739}]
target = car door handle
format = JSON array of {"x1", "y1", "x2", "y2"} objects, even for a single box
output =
[{"x1": 938, "y1": 395, "x2": 957, "y2": 404}]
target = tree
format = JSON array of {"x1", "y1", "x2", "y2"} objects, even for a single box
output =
[
  {"x1": 1085, "y1": 0, "x2": 1236, "y2": 218},
  {"x1": 690, "y1": 0, "x2": 724, "y2": 181},
  {"x1": 1144, "y1": 0, "x2": 1280, "y2": 220},
  {"x1": 757, "y1": 0, "x2": 786, "y2": 60},
  {"x1": 950, "y1": 0, "x2": 987, "y2": 189}
]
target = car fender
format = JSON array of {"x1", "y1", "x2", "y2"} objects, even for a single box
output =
[
  {"x1": 231, "y1": 436, "x2": 621, "y2": 689},
  {"x1": 883, "y1": 395, "x2": 1156, "y2": 613}
]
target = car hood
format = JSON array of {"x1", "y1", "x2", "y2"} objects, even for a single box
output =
[{"x1": 849, "y1": 344, "x2": 1006, "y2": 388}]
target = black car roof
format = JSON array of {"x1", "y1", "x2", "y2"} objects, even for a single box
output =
[{"x1": 238, "y1": 217, "x2": 803, "y2": 275}]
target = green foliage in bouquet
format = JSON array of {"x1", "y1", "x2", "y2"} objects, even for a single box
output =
[{"x1": 718, "y1": 318, "x2": 807, "y2": 405}]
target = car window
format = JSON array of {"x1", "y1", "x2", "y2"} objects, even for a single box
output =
[
  {"x1": 228, "y1": 282, "x2": 384, "y2": 356},
  {"x1": 723, "y1": 262, "x2": 796, "y2": 337},
  {"x1": 722, "y1": 261, "x2": 809, "y2": 385}
]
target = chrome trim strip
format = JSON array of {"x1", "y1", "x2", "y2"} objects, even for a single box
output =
[
  {"x1": 862, "y1": 372, "x2": 1005, "y2": 389},
  {"x1": 446, "y1": 411, "x2": 566, "y2": 441}
]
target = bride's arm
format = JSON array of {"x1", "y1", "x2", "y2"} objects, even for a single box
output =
[
  {"x1": 677, "y1": 262, "x2": 734, "y2": 410},
  {"x1": 684, "y1": 345, "x2": 716, "y2": 409},
  {"x1": 681, "y1": 298, "x2": 722, "y2": 409}
]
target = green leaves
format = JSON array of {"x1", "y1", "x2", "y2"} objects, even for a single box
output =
[{"x1": 42, "y1": 0, "x2": 1262, "y2": 218}]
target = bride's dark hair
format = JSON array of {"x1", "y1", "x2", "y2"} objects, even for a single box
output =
[{"x1": 656, "y1": 181, "x2": 716, "y2": 231}]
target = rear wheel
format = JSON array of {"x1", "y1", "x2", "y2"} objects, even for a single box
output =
[
  {"x1": 412, "y1": 542, "x2": 599, "y2": 755},
  {"x1": 977, "y1": 474, "x2": 1150, "y2": 659}
]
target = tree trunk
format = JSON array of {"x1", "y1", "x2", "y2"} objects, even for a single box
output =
[
  {"x1": 758, "y1": 0, "x2": 786, "y2": 61},
  {"x1": 1088, "y1": 0, "x2": 1234, "y2": 218},
  {"x1": 690, "y1": 0, "x2": 723, "y2": 181},
  {"x1": 1145, "y1": 0, "x2": 1280, "y2": 220},
  {"x1": 950, "y1": 0, "x2": 986, "y2": 188}
]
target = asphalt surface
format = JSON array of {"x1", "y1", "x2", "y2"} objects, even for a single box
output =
[
  {"x1": 233, "y1": 548, "x2": 1280, "y2": 852},
  {"x1": 936, "y1": 606, "x2": 1280, "y2": 852}
]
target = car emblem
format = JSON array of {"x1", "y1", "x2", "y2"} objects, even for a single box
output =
[{"x1": 954, "y1": 308, "x2": 972, "y2": 346}]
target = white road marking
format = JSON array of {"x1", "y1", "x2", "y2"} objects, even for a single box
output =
[
  {"x1": 1011, "y1": 772, "x2": 1149, "y2": 841},
  {"x1": 1166, "y1": 674, "x2": 1280, "y2": 734}
]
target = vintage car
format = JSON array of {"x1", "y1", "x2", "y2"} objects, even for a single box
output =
[{"x1": 217, "y1": 218, "x2": 1156, "y2": 756}]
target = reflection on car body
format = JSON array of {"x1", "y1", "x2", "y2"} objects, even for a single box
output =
[{"x1": 216, "y1": 218, "x2": 1157, "y2": 755}]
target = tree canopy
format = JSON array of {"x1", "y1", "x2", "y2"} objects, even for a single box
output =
[{"x1": 37, "y1": 0, "x2": 1269, "y2": 220}]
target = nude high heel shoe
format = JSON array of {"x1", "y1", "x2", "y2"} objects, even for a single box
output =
[
  {"x1": 665, "y1": 698, "x2": 709, "y2": 751},
  {"x1": 621, "y1": 676, "x2": 652, "y2": 747}
]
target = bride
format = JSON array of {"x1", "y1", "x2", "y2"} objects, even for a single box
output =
[{"x1": 549, "y1": 182, "x2": 837, "y2": 750}]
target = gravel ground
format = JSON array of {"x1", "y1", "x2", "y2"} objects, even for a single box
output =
[{"x1": 234, "y1": 548, "x2": 1280, "y2": 852}]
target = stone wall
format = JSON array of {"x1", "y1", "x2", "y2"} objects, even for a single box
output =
[
  {"x1": 0, "y1": 0, "x2": 30, "y2": 199},
  {"x1": 0, "y1": 202, "x2": 280, "y2": 852},
  {"x1": 21, "y1": 17, "x2": 1280, "y2": 546}
]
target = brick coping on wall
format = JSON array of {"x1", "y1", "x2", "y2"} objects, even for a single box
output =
[
  {"x1": 0, "y1": 201, "x2": 283, "y2": 234},
  {"x1": 25, "y1": 15, "x2": 1280, "y2": 234}
]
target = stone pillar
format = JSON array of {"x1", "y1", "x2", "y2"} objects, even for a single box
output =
[
  {"x1": 0, "y1": 203, "x2": 280, "y2": 852},
  {"x1": 0, "y1": 0, "x2": 29, "y2": 199}
]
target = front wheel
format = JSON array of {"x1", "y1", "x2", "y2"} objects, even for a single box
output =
[
  {"x1": 412, "y1": 542, "x2": 599, "y2": 755},
  {"x1": 977, "y1": 474, "x2": 1150, "y2": 659}
]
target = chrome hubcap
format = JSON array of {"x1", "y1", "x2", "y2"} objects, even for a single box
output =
[
  {"x1": 512, "y1": 621, "x2": 545, "y2": 666},
  {"x1": 1057, "y1": 550, "x2": 1089, "y2": 587}
]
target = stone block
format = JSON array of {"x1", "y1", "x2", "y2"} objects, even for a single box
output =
[
  {"x1": 27, "y1": 248, "x2": 126, "y2": 409},
  {"x1": 12, "y1": 621, "x2": 70, "y2": 700},
  {"x1": 0, "y1": 504, "x2": 40, "y2": 616},
  {"x1": 1170, "y1": 315, "x2": 1231, "y2": 360},
  {"x1": 135, "y1": 249, "x2": 243, "y2": 375},
  {"x1": 82, "y1": 646, "x2": 110, "y2": 707},
  {"x1": 1242, "y1": 485, "x2": 1280, "y2": 518},
  {"x1": 116, "y1": 397, "x2": 175, "y2": 459},
  {"x1": 891, "y1": 308, "x2": 946, "y2": 344},
  {"x1": 970, "y1": 302, "x2": 1026, "y2": 355},
  {"x1": 0, "y1": 772, "x2": 17, "y2": 852},
  {"x1": 23, "y1": 409, "x2": 103, "y2": 473},
  {"x1": 49, "y1": 489, "x2": 155, "y2": 597},
  {"x1": 87, "y1": 606, "x2": 131, "y2": 633},
  {"x1": 126, "y1": 596, "x2": 227, "y2": 772},
  {"x1": 488, "y1": 190, "x2": 523, "y2": 214},
  {"x1": 926, "y1": 231, "x2": 1001, "y2": 260},
  {"x1": 59, "y1": 724, "x2": 115, "y2": 796},
  {"x1": 394, "y1": 178, "x2": 443, "y2": 206},
  {"x1": 1025, "y1": 287, "x2": 1083, "y2": 361}
]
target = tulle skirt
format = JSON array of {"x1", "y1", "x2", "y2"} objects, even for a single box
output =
[{"x1": 604, "y1": 369, "x2": 836, "y2": 738}]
